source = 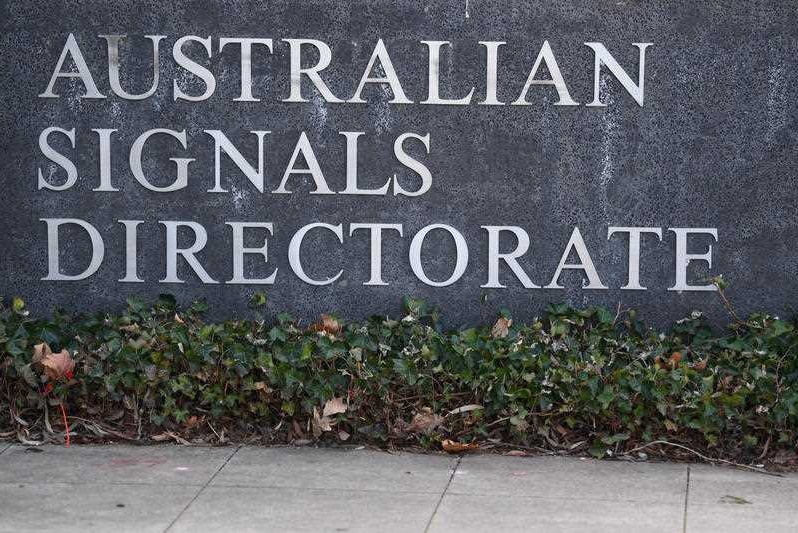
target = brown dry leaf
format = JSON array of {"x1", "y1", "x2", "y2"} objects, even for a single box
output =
[
  {"x1": 32, "y1": 342, "x2": 52, "y2": 364},
  {"x1": 668, "y1": 351, "x2": 682, "y2": 369},
  {"x1": 152, "y1": 431, "x2": 191, "y2": 445},
  {"x1": 323, "y1": 397, "x2": 347, "y2": 417},
  {"x1": 491, "y1": 317, "x2": 513, "y2": 339},
  {"x1": 174, "y1": 313, "x2": 185, "y2": 324},
  {"x1": 310, "y1": 314, "x2": 342, "y2": 336},
  {"x1": 441, "y1": 439, "x2": 480, "y2": 453},
  {"x1": 41, "y1": 349, "x2": 75, "y2": 381},
  {"x1": 693, "y1": 359, "x2": 708, "y2": 371},
  {"x1": 312, "y1": 407, "x2": 332, "y2": 438},
  {"x1": 447, "y1": 404, "x2": 484, "y2": 416},
  {"x1": 664, "y1": 419, "x2": 678, "y2": 432},
  {"x1": 254, "y1": 381, "x2": 270, "y2": 392},
  {"x1": 406, "y1": 407, "x2": 444, "y2": 434},
  {"x1": 166, "y1": 431, "x2": 192, "y2": 445},
  {"x1": 554, "y1": 424, "x2": 571, "y2": 437}
]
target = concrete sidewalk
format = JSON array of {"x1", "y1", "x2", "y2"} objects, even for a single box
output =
[{"x1": 0, "y1": 443, "x2": 795, "y2": 532}]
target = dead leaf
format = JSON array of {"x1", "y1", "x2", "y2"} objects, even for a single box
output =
[
  {"x1": 719, "y1": 495, "x2": 751, "y2": 505},
  {"x1": 254, "y1": 381, "x2": 270, "y2": 392},
  {"x1": 174, "y1": 313, "x2": 185, "y2": 324},
  {"x1": 323, "y1": 397, "x2": 347, "y2": 417},
  {"x1": 32, "y1": 342, "x2": 51, "y2": 364},
  {"x1": 406, "y1": 407, "x2": 444, "y2": 434},
  {"x1": 491, "y1": 317, "x2": 512, "y2": 339},
  {"x1": 309, "y1": 314, "x2": 342, "y2": 336},
  {"x1": 312, "y1": 407, "x2": 332, "y2": 438},
  {"x1": 554, "y1": 424, "x2": 571, "y2": 437},
  {"x1": 441, "y1": 439, "x2": 480, "y2": 453},
  {"x1": 693, "y1": 359, "x2": 707, "y2": 371},
  {"x1": 338, "y1": 430, "x2": 351, "y2": 441},
  {"x1": 151, "y1": 431, "x2": 191, "y2": 444},
  {"x1": 447, "y1": 404, "x2": 483, "y2": 416},
  {"x1": 166, "y1": 431, "x2": 192, "y2": 445},
  {"x1": 664, "y1": 419, "x2": 678, "y2": 432},
  {"x1": 41, "y1": 349, "x2": 75, "y2": 381},
  {"x1": 668, "y1": 351, "x2": 682, "y2": 369}
]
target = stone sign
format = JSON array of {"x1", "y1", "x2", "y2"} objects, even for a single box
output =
[{"x1": 1, "y1": 1, "x2": 796, "y2": 326}]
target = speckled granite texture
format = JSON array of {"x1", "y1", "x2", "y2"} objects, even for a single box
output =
[{"x1": 1, "y1": 1, "x2": 796, "y2": 327}]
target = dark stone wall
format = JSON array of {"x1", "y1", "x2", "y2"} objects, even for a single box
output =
[{"x1": 1, "y1": 0, "x2": 796, "y2": 328}]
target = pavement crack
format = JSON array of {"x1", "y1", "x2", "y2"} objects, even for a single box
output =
[
  {"x1": 163, "y1": 444, "x2": 242, "y2": 532},
  {"x1": 682, "y1": 465, "x2": 691, "y2": 533},
  {"x1": 424, "y1": 455, "x2": 461, "y2": 533}
]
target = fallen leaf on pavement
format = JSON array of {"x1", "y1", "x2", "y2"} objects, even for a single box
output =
[
  {"x1": 719, "y1": 495, "x2": 751, "y2": 505},
  {"x1": 442, "y1": 439, "x2": 480, "y2": 453}
]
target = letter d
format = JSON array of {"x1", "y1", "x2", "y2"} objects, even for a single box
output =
[{"x1": 41, "y1": 218, "x2": 105, "y2": 280}]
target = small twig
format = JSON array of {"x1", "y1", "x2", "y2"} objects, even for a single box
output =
[
  {"x1": 484, "y1": 416, "x2": 510, "y2": 428},
  {"x1": 207, "y1": 421, "x2": 226, "y2": 443},
  {"x1": 43, "y1": 403, "x2": 54, "y2": 434},
  {"x1": 612, "y1": 302, "x2": 622, "y2": 326},
  {"x1": 623, "y1": 440, "x2": 782, "y2": 477},
  {"x1": 10, "y1": 407, "x2": 29, "y2": 426},
  {"x1": 135, "y1": 392, "x2": 142, "y2": 440},
  {"x1": 757, "y1": 434, "x2": 772, "y2": 461},
  {"x1": 70, "y1": 417, "x2": 136, "y2": 440},
  {"x1": 59, "y1": 404, "x2": 70, "y2": 447},
  {"x1": 492, "y1": 442, "x2": 553, "y2": 454},
  {"x1": 713, "y1": 281, "x2": 743, "y2": 325}
]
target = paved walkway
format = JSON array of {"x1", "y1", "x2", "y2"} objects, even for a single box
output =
[{"x1": 0, "y1": 443, "x2": 795, "y2": 532}]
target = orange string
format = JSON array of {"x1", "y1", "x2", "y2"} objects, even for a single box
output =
[{"x1": 59, "y1": 403, "x2": 70, "y2": 448}]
